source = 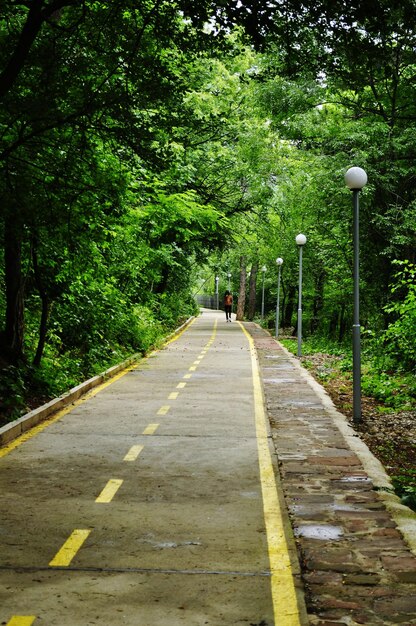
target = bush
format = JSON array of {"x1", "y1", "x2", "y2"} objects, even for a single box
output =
[{"x1": 377, "y1": 261, "x2": 416, "y2": 372}]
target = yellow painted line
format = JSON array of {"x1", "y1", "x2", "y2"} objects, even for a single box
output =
[
  {"x1": 193, "y1": 360, "x2": 201, "y2": 365},
  {"x1": 157, "y1": 405, "x2": 170, "y2": 415},
  {"x1": 96, "y1": 479, "x2": 123, "y2": 503},
  {"x1": 124, "y1": 445, "x2": 144, "y2": 461},
  {"x1": 176, "y1": 382, "x2": 187, "y2": 389},
  {"x1": 143, "y1": 423, "x2": 159, "y2": 435},
  {"x1": 0, "y1": 317, "x2": 197, "y2": 459},
  {"x1": 198, "y1": 354, "x2": 205, "y2": 359},
  {"x1": 49, "y1": 529, "x2": 91, "y2": 567},
  {"x1": 188, "y1": 366, "x2": 197, "y2": 372},
  {"x1": 238, "y1": 322, "x2": 301, "y2": 626},
  {"x1": 0, "y1": 365, "x2": 137, "y2": 459},
  {"x1": 163, "y1": 317, "x2": 197, "y2": 346},
  {"x1": 168, "y1": 392, "x2": 179, "y2": 400},
  {"x1": 183, "y1": 374, "x2": 192, "y2": 380},
  {"x1": 6, "y1": 618, "x2": 36, "y2": 626}
]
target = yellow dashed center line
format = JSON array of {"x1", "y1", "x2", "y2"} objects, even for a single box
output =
[
  {"x1": 49, "y1": 529, "x2": 91, "y2": 567},
  {"x1": 143, "y1": 423, "x2": 159, "y2": 435},
  {"x1": 6, "y1": 618, "x2": 36, "y2": 626},
  {"x1": 183, "y1": 373, "x2": 192, "y2": 379},
  {"x1": 95, "y1": 479, "x2": 123, "y2": 503},
  {"x1": 168, "y1": 392, "x2": 179, "y2": 400},
  {"x1": 188, "y1": 366, "x2": 197, "y2": 372},
  {"x1": 124, "y1": 445, "x2": 144, "y2": 462},
  {"x1": 157, "y1": 405, "x2": 170, "y2": 415},
  {"x1": 176, "y1": 382, "x2": 187, "y2": 389},
  {"x1": 193, "y1": 360, "x2": 201, "y2": 365}
]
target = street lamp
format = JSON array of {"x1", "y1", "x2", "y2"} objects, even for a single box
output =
[
  {"x1": 261, "y1": 265, "x2": 267, "y2": 320},
  {"x1": 275, "y1": 258, "x2": 283, "y2": 338},
  {"x1": 345, "y1": 166, "x2": 368, "y2": 424},
  {"x1": 215, "y1": 275, "x2": 219, "y2": 310},
  {"x1": 227, "y1": 272, "x2": 231, "y2": 290},
  {"x1": 296, "y1": 234, "x2": 307, "y2": 357}
]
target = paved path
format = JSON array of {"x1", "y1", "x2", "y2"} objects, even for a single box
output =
[
  {"x1": 246, "y1": 323, "x2": 416, "y2": 626},
  {"x1": 0, "y1": 311, "x2": 306, "y2": 626}
]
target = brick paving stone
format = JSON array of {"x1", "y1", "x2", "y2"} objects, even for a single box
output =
[{"x1": 245, "y1": 323, "x2": 416, "y2": 626}]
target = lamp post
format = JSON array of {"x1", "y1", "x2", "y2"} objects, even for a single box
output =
[
  {"x1": 227, "y1": 272, "x2": 231, "y2": 291},
  {"x1": 261, "y1": 265, "x2": 267, "y2": 320},
  {"x1": 345, "y1": 166, "x2": 368, "y2": 424},
  {"x1": 275, "y1": 258, "x2": 283, "y2": 338},
  {"x1": 296, "y1": 234, "x2": 307, "y2": 357},
  {"x1": 215, "y1": 275, "x2": 219, "y2": 310}
]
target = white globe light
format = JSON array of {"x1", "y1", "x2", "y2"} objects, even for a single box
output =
[
  {"x1": 345, "y1": 166, "x2": 367, "y2": 190},
  {"x1": 261, "y1": 265, "x2": 267, "y2": 272},
  {"x1": 296, "y1": 233, "x2": 307, "y2": 246},
  {"x1": 276, "y1": 257, "x2": 283, "y2": 266}
]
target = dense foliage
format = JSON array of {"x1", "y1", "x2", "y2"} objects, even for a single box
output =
[{"x1": 1, "y1": 1, "x2": 415, "y2": 422}]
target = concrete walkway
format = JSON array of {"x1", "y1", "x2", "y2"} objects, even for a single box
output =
[
  {"x1": 0, "y1": 311, "x2": 306, "y2": 626},
  {"x1": 1, "y1": 310, "x2": 415, "y2": 625},
  {"x1": 246, "y1": 323, "x2": 416, "y2": 626}
]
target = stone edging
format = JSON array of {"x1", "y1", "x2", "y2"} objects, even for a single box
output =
[
  {"x1": 0, "y1": 316, "x2": 195, "y2": 448},
  {"x1": 276, "y1": 338, "x2": 416, "y2": 556}
]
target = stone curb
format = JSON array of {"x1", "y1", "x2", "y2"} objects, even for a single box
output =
[
  {"x1": 0, "y1": 316, "x2": 195, "y2": 448},
  {"x1": 277, "y1": 339, "x2": 416, "y2": 556},
  {"x1": 259, "y1": 328, "x2": 416, "y2": 556}
]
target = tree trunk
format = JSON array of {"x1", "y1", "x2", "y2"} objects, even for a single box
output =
[
  {"x1": 338, "y1": 304, "x2": 347, "y2": 342},
  {"x1": 236, "y1": 256, "x2": 246, "y2": 321},
  {"x1": 311, "y1": 270, "x2": 325, "y2": 333},
  {"x1": 3, "y1": 218, "x2": 25, "y2": 364},
  {"x1": 283, "y1": 284, "x2": 296, "y2": 329},
  {"x1": 32, "y1": 243, "x2": 50, "y2": 367},
  {"x1": 247, "y1": 262, "x2": 258, "y2": 320}
]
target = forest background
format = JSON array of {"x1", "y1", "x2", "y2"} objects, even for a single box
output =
[{"x1": 0, "y1": 2, "x2": 415, "y2": 499}]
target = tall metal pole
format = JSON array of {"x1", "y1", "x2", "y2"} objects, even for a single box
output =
[
  {"x1": 345, "y1": 166, "x2": 367, "y2": 425},
  {"x1": 215, "y1": 276, "x2": 219, "y2": 311},
  {"x1": 297, "y1": 245, "x2": 303, "y2": 357},
  {"x1": 352, "y1": 189, "x2": 362, "y2": 423},
  {"x1": 261, "y1": 267, "x2": 266, "y2": 320},
  {"x1": 275, "y1": 262, "x2": 282, "y2": 338}
]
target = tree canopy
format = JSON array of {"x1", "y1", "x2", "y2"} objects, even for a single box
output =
[{"x1": 1, "y1": 0, "x2": 415, "y2": 419}]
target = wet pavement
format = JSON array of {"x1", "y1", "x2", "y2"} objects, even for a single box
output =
[
  {"x1": 1, "y1": 311, "x2": 415, "y2": 625},
  {"x1": 0, "y1": 312, "x2": 306, "y2": 626},
  {"x1": 246, "y1": 322, "x2": 416, "y2": 626}
]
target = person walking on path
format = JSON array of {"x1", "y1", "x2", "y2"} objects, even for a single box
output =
[{"x1": 224, "y1": 290, "x2": 233, "y2": 322}]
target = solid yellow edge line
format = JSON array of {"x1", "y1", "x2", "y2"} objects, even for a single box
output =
[
  {"x1": 238, "y1": 321, "x2": 301, "y2": 626},
  {"x1": 1, "y1": 318, "x2": 199, "y2": 459},
  {"x1": 95, "y1": 478, "x2": 123, "y2": 503},
  {"x1": 163, "y1": 316, "x2": 197, "y2": 346},
  {"x1": 6, "y1": 617, "x2": 36, "y2": 626},
  {"x1": 49, "y1": 529, "x2": 91, "y2": 567},
  {"x1": 0, "y1": 365, "x2": 136, "y2": 459}
]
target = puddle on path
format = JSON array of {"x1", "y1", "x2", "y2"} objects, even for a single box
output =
[
  {"x1": 263, "y1": 378, "x2": 297, "y2": 384},
  {"x1": 340, "y1": 475, "x2": 371, "y2": 483},
  {"x1": 295, "y1": 524, "x2": 343, "y2": 540}
]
